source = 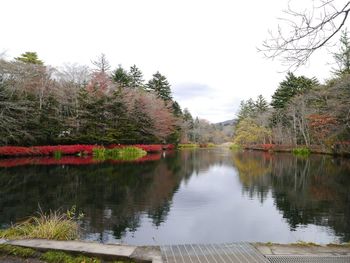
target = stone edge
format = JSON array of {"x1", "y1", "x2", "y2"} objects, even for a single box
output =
[{"x1": 0, "y1": 239, "x2": 162, "y2": 263}]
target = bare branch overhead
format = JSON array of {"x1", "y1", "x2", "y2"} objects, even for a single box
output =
[{"x1": 260, "y1": 0, "x2": 350, "y2": 69}]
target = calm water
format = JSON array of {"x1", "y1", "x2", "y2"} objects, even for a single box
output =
[{"x1": 0, "y1": 149, "x2": 349, "y2": 245}]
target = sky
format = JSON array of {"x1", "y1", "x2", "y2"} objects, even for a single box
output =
[{"x1": 1, "y1": 0, "x2": 337, "y2": 123}]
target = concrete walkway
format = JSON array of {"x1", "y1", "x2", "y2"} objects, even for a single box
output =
[
  {"x1": 0, "y1": 239, "x2": 162, "y2": 263},
  {"x1": 161, "y1": 243, "x2": 269, "y2": 263},
  {"x1": 1, "y1": 239, "x2": 350, "y2": 263},
  {"x1": 254, "y1": 243, "x2": 350, "y2": 263}
]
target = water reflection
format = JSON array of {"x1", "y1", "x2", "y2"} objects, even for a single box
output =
[
  {"x1": 0, "y1": 149, "x2": 349, "y2": 244},
  {"x1": 233, "y1": 151, "x2": 350, "y2": 242}
]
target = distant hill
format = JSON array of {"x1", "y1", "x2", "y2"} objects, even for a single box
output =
[{"x1": 215, "y1": 119, "x2": 237, "y2": 126}]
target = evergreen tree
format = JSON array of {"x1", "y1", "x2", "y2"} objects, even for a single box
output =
[
  {"x1": 271, "y1": 72, "x2": 318, "y2": 109},
  {"x1": 112, "y1": 65, "x2": 130, "y2": 88},
  {"x1": 128, "y1": 65, "x2": 144, "y2": 89},
  {"x1": 15, "y1": 52, "x2": 43, "y2": 65},
  {"x1": 172, "y1": 101, "x2": 182, "y2": 116},
  {"x1": 255, "y1": 95, "x2": 268, "y2": 113},
  {"x1": 129, "y1": 98, "x2": 155, "y2": 143},
  {"x1": 183, "y1": 108, "x2": 193, "y2": 128},
  {"x1": 237, "y1": 98, "x2": 256, "y2": 122},
  {"x1": 146, "y1": 71, "x2": 172, "y2": 101},
  {"x1": 105, "y1": 91, "x2": 133, "y2": 143},
  {"x1": 333, "y1": 29, "x2": 350, "y2": 76},
  {"x1": 38, "y1": 95, "x2": 62, "y2": 144}
]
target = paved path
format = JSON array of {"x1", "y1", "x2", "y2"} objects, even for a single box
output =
[
  {"x1": 161, "y1": 243, "x2": 269, "y2": 263},
  {"x1": 161, "y1": 243, "x2": 350, "y2": 263},
  {"x1": 2, "y1": 239, "x2": 350, "y2": 263},
  {"x1": 255, "y1": 243, "x2": 350, "y2": 263}
]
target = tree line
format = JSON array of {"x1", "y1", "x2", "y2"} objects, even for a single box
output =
[
  {"x1": 0, "y1": 52, "x2": 188, "y2": 146},
  {"x1": 0, "y1": 52, "x2": 232, "y2": 146},
  {"x1": 235, "y1": 30, "x2": 350, "y2": 151}
]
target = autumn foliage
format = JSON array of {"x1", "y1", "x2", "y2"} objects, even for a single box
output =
[
  {"x1": 0, "y1": 153, "x2": 163, "y2": 168},
  {"x1": 0, "y1": 144, "x2": 173, "y2": 157},
  {"x1": 308, "y1": 114, "x2": 339, "y2": 144}
]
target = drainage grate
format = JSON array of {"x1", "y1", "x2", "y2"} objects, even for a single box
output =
[
  {"x1": 266, "y1": 255, "x2": 350, "y2": 263},
  {"x1": 161, "y1": 243, "x2": 270, "y2": 263}
]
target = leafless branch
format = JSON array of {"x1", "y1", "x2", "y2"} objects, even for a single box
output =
[{"x1": 259, "y1": 0, "x2": 350, "y2": 69}]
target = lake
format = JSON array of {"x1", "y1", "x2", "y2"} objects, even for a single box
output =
[{"x1": 0, "y1": 148, "x2": 349, "y2": 245}]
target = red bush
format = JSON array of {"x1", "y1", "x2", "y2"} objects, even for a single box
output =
[
  {"x1": 0, "y1": 144, "x2": 170, "y2": 157},
  {"x1": 261, "y1": 144, "x2": 275, "y2": 150},
  {"x1": 0, "y1": 145, "x2": 102, "y2": 157}
]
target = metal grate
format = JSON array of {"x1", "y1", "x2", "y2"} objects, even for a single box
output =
[
  {"x1": 266, "y1": 255, "x2": 350, "y2": 263},
  {"x1": 161, "y1": 243, "x2": 270, "y2": 263}
]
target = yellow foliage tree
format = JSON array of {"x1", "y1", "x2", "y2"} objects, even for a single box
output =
[{"x1": 233, "y1": 118, "x2": 271, "y2": 145}]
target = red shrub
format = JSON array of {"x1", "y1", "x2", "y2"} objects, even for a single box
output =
[
  {"x1": 0, "y1": 144, "x2": 167, "y2": 157},
  {"x1": 0, "y1": 145, "x2": 102, "y2": 157},
  {"x1": 164, "y1": 144, "x2": 175, "y2": 150},
  {"x1": 261, "y1": 144, "x2": 275, "y2": 150},
  {"x1": 0, "y1": 146, "x2": 34, "y2": 156}
]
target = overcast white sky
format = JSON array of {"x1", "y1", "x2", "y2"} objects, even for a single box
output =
[{"x1": 1, "y1": 0, "x2": 336, "y2": 122}]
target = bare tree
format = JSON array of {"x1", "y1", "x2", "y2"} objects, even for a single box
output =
[
  {"x1": 261, "y1": 0, "x2": 350, "y2": 68},
  {"x1": 91, "y1": 53, "x2": 111, "y2": 73}
]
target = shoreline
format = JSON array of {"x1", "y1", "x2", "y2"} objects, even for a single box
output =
[
  {"x1": 240, "y1": 144, "x2": 350, "y2": 157},
  {"x1": 1, "y1": 239, "x2": 349, "y2": 263}
]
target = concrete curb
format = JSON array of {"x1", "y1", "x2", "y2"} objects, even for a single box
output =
[{"x1": 0, "y1": 239, "x2": 162, "y2": 263}]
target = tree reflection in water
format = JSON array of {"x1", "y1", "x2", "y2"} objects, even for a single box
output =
[
  {"x1": 233, "y1": 151, "x2": 350, "y2": 242},
  {"x1": 0, "y1": 149, "x2": 349, "y2": 243}
]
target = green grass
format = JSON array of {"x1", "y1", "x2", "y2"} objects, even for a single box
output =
[
  {"x1": 292, "y1": 147, "x2": 311, "y2": 156},
  {"x1": 41, "y1": 251, "x2": 100, "y2": 263},
  {"x1": 0, "y1": 244, "x2": 36, "y2": 258},
  {"x1": 0, "y1": 208, "x2": 80, "y2": 240},
  {"x1": 92, "y1": 147, "x2": 146, "y2": 161},
  {"x1": 117, "y1": 147, "x2": 147, "y2": 160},
  {"x1": 53, "y1": 150, "x2": 62, "y2": 160},
  {"x1": 92, "y1": 147, "x2": 105, "y2": 160},
  {"x1": 178, "y1": 143, "x2": 199, "y2": 148}
]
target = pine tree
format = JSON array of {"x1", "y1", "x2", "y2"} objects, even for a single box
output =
[
  {"x1": 333, "y1": 29, "x2": 350, "y2": 76},
  {"x1": 271, "y1": 72, "x2": 318, "y2": 109},
  {"x1": 15, "y1": 52, "x2": 43, "y2": 65},
  {"x1": 237, "y1": 98, "x2": 256, "y2": 121},
  {"x1": 112, "y1": 65, "x2": 130, "y2": 88},
  {"x1": 255, "y1": 95, "x2": 268, "y2": 113},
  {"x1": 146, "y1": 71, "x2": 172, "y2": 101},
  {"x1": 172, "y1": 101, "x2": 182, "y2": 116},
  {"x1": 128, "y1": 65, "x2": 144, "y2": 89}
]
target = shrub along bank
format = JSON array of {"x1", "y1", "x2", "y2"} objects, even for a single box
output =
[
  {"x1": 0, "y1": 144, "x2": 173, "y2": 157},
  {"x1": 237, "y1": 143, "x2": 350, "y2": 156}
]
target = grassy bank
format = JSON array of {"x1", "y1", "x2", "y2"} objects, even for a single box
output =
[
  {"x1": 236, "y1": 143, "x2": 350, "y2": 156},
  {"x1": 0, "y1": 144, "x2": 172, "y2": 157},
  {"x1": 292, "y1": 147, "x2": 311, "y2": 156},
  {"x1": 178, "y1": 143, "x2": 216, "y2": 149},
  {"x1": 0, "y1": 208, "x2": 81, "y2": 241},
  {"x1": 93, "y1": 146, "x2": 147, "y2": 161}
]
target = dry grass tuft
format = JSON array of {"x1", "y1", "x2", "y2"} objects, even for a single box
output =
[{"x1": 0, "y1": 208, "x2": 81, "y2": 240}]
